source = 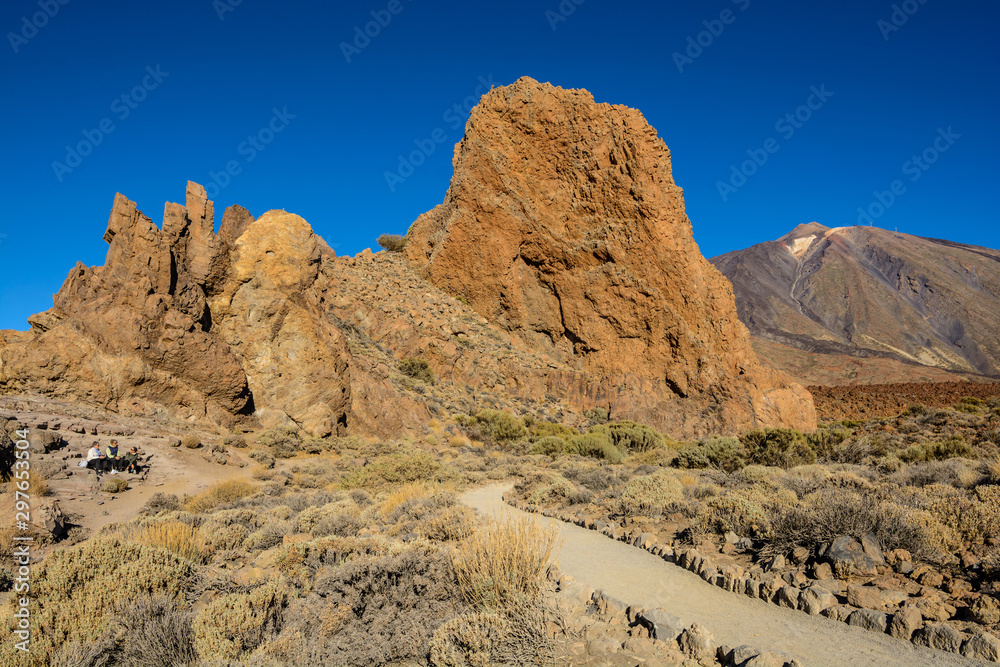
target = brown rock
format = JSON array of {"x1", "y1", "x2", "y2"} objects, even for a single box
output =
[
  {"x1": 888, "y1": 605, "x2": 923, "y2": 641},
  {"x1": 971, "y1": 595, "x2": 1000, "y2": 625},
  {"x1": 405, "y1": 77, "x2": 814, "y2": 438}
]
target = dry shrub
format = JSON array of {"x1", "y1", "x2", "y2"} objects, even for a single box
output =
[
  {"x1": 377, "y1": 233, "x2": 407, "y2": 252},
  {"x1": 5, "y1": 537, "x2": 199, "y2": 666},
  {"x1": 422, "y1": 505, "x2": 477, "y2": 542},
  {"x1": 181, "y1": 435, "x2": 202, "y2": 449},
  {"x1": 341, "y1": 451, "x2": 455, "y2": 489},
  {"x1": 453, "y1": 516, "x2": 557, "y2": 610},
  {"x1": 269, "y1": 544, "x2": 465, "y2": 666},
  {"x1": 766, "y1": 488, "x2": 928, "y2": 559},
  {"x1": 111, "y1": 596, "x2": 198, "y2": 667},
  {"x1": 185, "y1": 479, "x2": 259, "y2": 513},
  {"x1": 982, "y1": 455, "x2": 1000, "y2": 484},
  {"x1": 619, "y1": 470, "x2": 684, "y2": 515},
  {"x1": 101, "y1": 477, "x2": 128, "y2": 493},
  {"x1": 193, "y1": 580, "x2": 288, "y2": 660},
  {"x1": 891, "y1": 459, "x2": 983, "y2": 488},
  {"x1": 699, "y1": 485, "x2": 796, "y2": 538},
  {"x1": 429, "y1": 600, "x2": 553, "y2": 667}
]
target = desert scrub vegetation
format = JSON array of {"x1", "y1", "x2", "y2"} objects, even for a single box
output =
[
  {"x1": 376, "y1": 233, "x2": 407, "y2": 252},
  {"x1": 452, "y1": 514, "x2": 558, "y2": 610},
  {"x1": 399, "y1": 356, "x2": 435, "y2": 384},
  {"x1": 184, "y1": 478, "x2": 260, "y2": 513},
  {"x1": 100, "y1": 476, "x2": 128, "y2": 493},
  {"x1": 459, "y1": 409, "x2": 529, "y2": 445},
  {"x1": 193, "y1": 580, "x2": 289, "y2": 660},
  {"x1": 1, "y1": 536, "x2": 200, "y2": 666},
  {"x1": 618, "y1": 469, "x2": 684, "y2": 515},
  {"x1": 340, "y1": 449, "x2": 458, "y2": 489}
]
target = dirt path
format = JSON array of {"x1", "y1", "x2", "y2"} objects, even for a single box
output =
[{"x1": 462, "y1": 484, "x2": 986, "y2": 667}]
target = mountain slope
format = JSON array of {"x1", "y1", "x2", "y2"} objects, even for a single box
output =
[{"x1": 710, "y1": 223, "x2": 1000, "y2": 383}]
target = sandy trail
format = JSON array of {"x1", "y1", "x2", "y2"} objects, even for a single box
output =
[{"x1": 463, "y1": 484, "x2": 986, "y2": 667}]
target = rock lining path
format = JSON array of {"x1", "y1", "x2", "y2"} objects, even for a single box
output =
[{"x1": 463, "y1": 484, "x2": 986, "y2": 667}]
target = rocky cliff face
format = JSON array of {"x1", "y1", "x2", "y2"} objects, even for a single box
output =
[
  {"x1": 711, "y1": 223, "x2": 1000, "y2": 384},
  {"x1": 406, "y1": 77, "x2": 815, "y2": 435},
  {"x1": 0, "y1": 183, "x2": 404, "y2": 437}
]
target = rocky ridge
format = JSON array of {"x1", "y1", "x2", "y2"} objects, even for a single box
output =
[{"x1": 3, "y1": 79, "x2": 817, "y2": 438}]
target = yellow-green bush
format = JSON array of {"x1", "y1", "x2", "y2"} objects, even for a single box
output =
[
  {"x1": 8, "y1": 537, "x2": 198, "y2": 666},
  {"x1": 565, "y1": 432, "x2": 624, "y2": 463},
  {"x1": 192, "y1": 580, "x2": 288, "y2": 660},
  {"x1": 619, "y1": 470, "x2": 684, "y2": 514},
  {"x1": 676, "y1": 436, "x2": 746, "y2": 471},
  {"x1": 590, "y1": 420, "x2": 664, "y2": 453},
  {"x1": 740, "y1": 428, "x2": 816, "y2": 469},
  {"x1": 341, "y1": 451, "x2": 456, "y2": 489},
  {"x1": 399, "y1": 357, "x2": 435, "y2": 384},
  {"x1": 528, "y1": 435, "x2": 567, "y2": 456}
]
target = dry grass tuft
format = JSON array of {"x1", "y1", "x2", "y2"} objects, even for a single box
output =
[
  {"x1": 185, "y1": 478, "x2": 259, "y2": 513},
  {"x1": 452, "y1": 515, "x2": 558, "y2": 610},
  {"x1": 380, "y1": 481, "x2": 439, "y2": 518},
  {"x1": 116, "y1": 520, "x2": 211, "y2": 564}
]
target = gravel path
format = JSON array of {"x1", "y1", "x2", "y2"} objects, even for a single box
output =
[{"x1": 462, "y1": 484, "x2": 986, "y2": 667}]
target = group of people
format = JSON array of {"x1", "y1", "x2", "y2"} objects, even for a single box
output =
[{"x1": 85, "y1": 439, "x2": 141, "y2": 476}]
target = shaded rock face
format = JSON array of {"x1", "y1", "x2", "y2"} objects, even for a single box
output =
[
  {"x1": 0, "y1": 183, "x2": 359, "y2": 436},
  {"x1": 406, "y1": 77, "x2": 814, "y2": 436}
]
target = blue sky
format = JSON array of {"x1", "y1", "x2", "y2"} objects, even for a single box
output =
[{"x1": 1, "y1": 0, "x2": 997, "y2": 330}]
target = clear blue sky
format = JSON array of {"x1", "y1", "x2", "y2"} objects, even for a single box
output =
[{"x1": 2, "y1": 0, "x2": 997, "y2": 330}]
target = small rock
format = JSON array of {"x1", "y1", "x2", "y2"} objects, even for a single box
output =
[
  {"x1": 799, "y1": 585, "x2": 837, "y2": 616},
  {"x1": 847, "y1": 584, "x2": 888, "y2": 611},
  {"x1": 678, "y1": 623, "x2": 714, "y2": 661},
  {"x1": 888, "y1": 604, "x2": 923, "y2": 641},
  {"x1": 913, "y1": 623, "x2": 963, "y2": 653},
  {"x1": 745, "y1": 651, "x2": 784, "y2": 667},
  {"x1": 724, "y1": 531, "x2": 740, "y2": 544},
  {"x1": 812, "y1": 562, "x2": 834, "y2": 580},
  {"x1": 790, "y1": 546, "x2": 809, "y2": 566},
  {"x1": 588, "y1": 635, "x2": 621, "y2": 655},
  {"x1": 918, "y1": 569, "x2": 945, "y2": 588},
  {"x1": 636, "y1": 608, "x2": 684, "y2": 642},
  {"x1": 971, "y1": 595, "x2": 1000, "y2": 625},
  {"x1": 848, "y1": 609, "x2": 888, "y2": 633},
  {"x1": 827, "y1": 535, "x2": 882, "y2": 578},
  {"x1": 962, "y1": 632, "x2": 1000, "y2": 662},
  {"x1": 822, "y1": 605, "x2": 857, "y2": 623},
  {"x1": 777, "y1": 586, "x2": 800, "y2": 609}
]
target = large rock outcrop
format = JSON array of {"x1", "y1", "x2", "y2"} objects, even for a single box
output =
[
  {"x1": 406, "y1": 77, "x2": 814, "y2": 434},
  {"x1": 0, "y1": 183, "x2": 383, "y2": 436}
]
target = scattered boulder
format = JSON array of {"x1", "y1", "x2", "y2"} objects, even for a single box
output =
[
  {"x1": 971, "y1": 595, "x2": 1000, "y2": 625},
  {"x1": 635, "y1": 608, "x2": 685, "y2": 642},
  {"x1": 798, "y1": 585, "x2": 837, "y2": 616},
  {"x1": 678, "y1": 623, "x2": 714, "y2": 661},
  {"x1": 962, "y1": 632, "x2": 1000, "y2": 663},
  {"x1": 34, "y1": 500, "x2": 66, "y2": 539},
  {"x1": 913, "y1": 623, "x2": 963, "y2": 653},
  {"x1": 848, "y1": 609, "x2": 888, "y2": 633},
  {"x1": 887, "y1": 604, "x2": 923, "y2": 641},
  {"x1": 827, "y1": 535, "x2": 882, "y2": 578}
]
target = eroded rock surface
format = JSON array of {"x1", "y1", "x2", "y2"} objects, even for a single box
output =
[{"x1": 407, "y1": 77, "x2": 814, "y2": 435}]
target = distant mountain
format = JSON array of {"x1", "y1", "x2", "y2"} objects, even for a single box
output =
[{"x1": 710, "y1": 223, "x2": 1000, "y2": 385}]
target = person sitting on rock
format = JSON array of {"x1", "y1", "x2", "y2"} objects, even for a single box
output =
[
  {"x1": 86, "y1": 443, "x2": 110, "y2": 474},
  {"x1": 105, "y1": 439, "x2": 123, "y2": 475},
  {"x1": 122, "y1": 446, "x2": 141, "y2": 474}
]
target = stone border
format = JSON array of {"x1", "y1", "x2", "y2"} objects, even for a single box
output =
[{"x1": 505, "y1": 493, "x2": 1000, "y2": 663}]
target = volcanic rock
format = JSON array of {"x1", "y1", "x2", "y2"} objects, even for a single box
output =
[{"x1": 406, "y1": 77, "x2": 814, "y2": 436}]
